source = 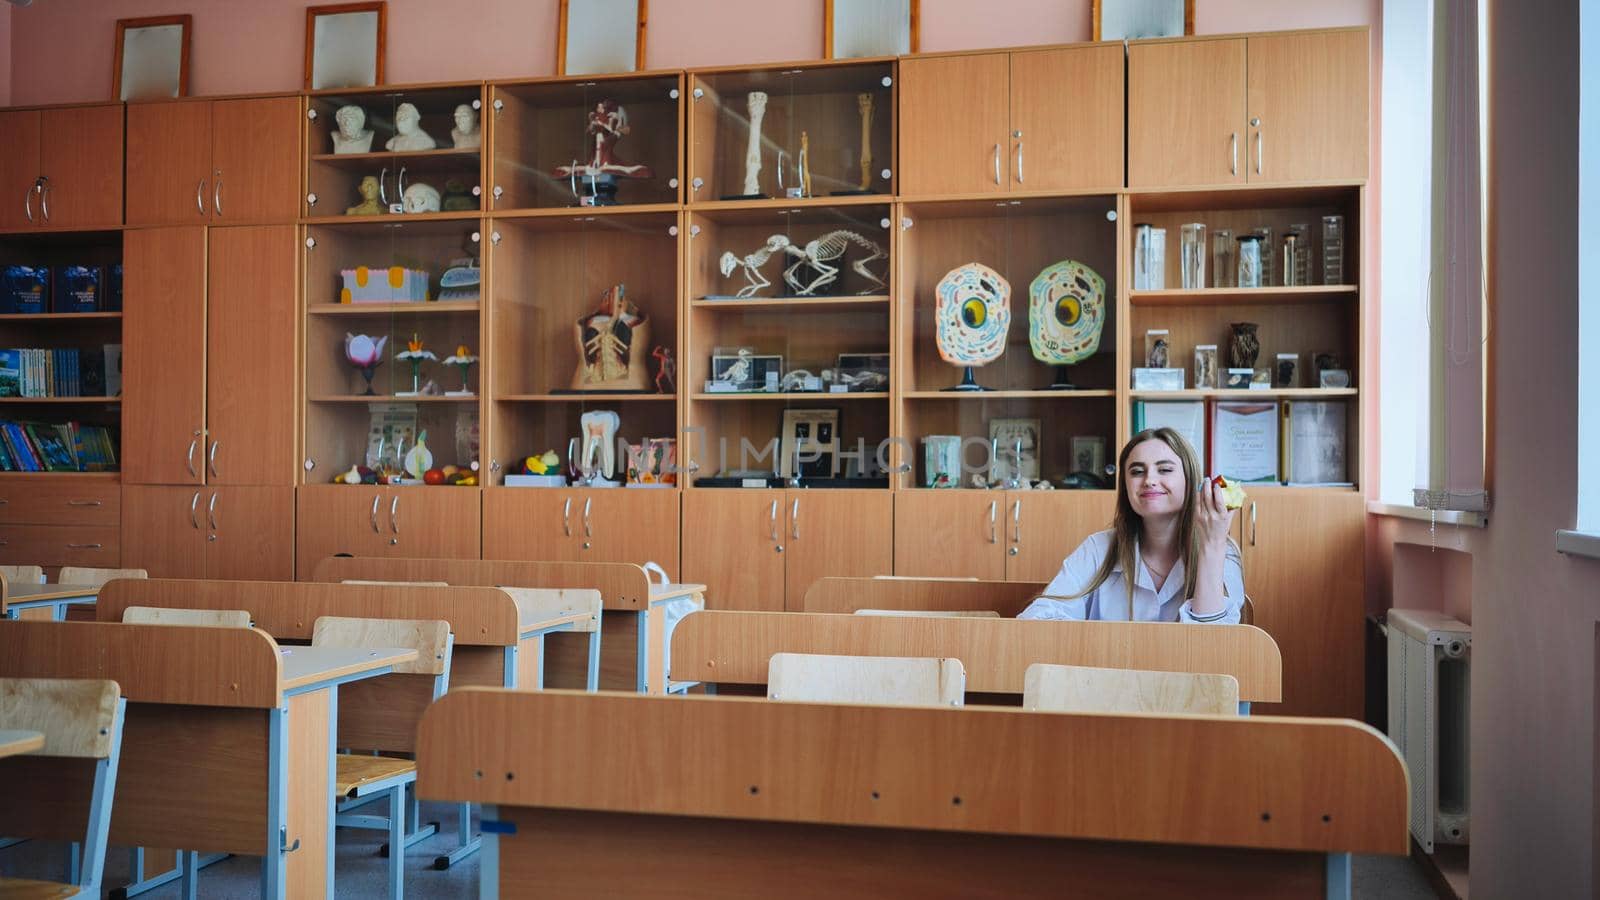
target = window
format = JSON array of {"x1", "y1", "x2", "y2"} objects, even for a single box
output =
[{"x1": 1564, "y1": 0, "x2": 1600, "y2": 555}]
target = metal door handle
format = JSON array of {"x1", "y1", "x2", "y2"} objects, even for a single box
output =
[
  {"x1": 186, "y1": 433, "x2": 200, "y2": 477},
  {"x1": 190, "y1": 491, "x2": 201, "y2": 529},
  {"x1": 1255, "y1": 130, "x2": 1263, "y2": 174},
  {"x1": 992, "y1": 143, "x2": 1001, "y2": 185},
  {"x1": 1230, "y1": 133, "x2": 1238, "y2": 175},
  {"x1": 1012, "y1": 499, "x2": 1021, "y2": 543},
  {"x1": 582, "y1": 497, "x2": 592, "y2": 538},
  {"x1": 24, "y1": 181, "x2": 34, "y2": 223},
  {"x1": 207, "y1": 492, "x2": 218, "y2": 530},
  {"x1": 988, "y1": 500, "x2": 997, "y2": 544},
  {"x1": 791, "y1": 497, "x2": 799, "y2": 540},
  {"x1": 213, "y1": 172, "x2": 223, "y2": 217},
  {"x1": 390, "y1": 495, "x2": 400, "y2": 534},
  {"x1": 66, "y1": 543, "x2": 103, "y2": 550},
  {"x1": 65, "y1": 499, "x2": 102, "y2": 507},
  {"x1": 1015, "y1": 141, "x2": 1024, "y2": 183},
  {"x1": 563, "y1": 497, "x2": 572, "y2": 537},
  {"x1": 208, "y1": 440, "x2": 220, "y2": 478},
  {"x1": 398, "y1": 166, "x2": 408, "y2": 200},
  {"x1": 39, "y1": 178, "x2": 50, "y2": 221},
  {"x1": 379, "y1": 167, "x2": 388, "y2": 205},
  {"x1": 370, "y1": 494, "x2": 381, "y2": 533},
  {"x1": 196, "y1": 178, "x2": 206, "y2": 215},
  {"x1": 769, "y1": 499, "x2": 778, "y2": 541},
  {"x1": 1249, "y1": 502, "x2": 1258, "y2": 546}
]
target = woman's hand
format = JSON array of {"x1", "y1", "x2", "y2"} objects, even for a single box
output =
[{"x1": 1194, "y1": 478, "x2": 1237, "y2": 549}]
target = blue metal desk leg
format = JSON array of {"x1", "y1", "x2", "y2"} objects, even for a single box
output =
[
  {"x1": 260, "y1": 705, "x2": 289, "y2": 900},
  {"x1": 1325, "y1": 852, "x2": 1351, "y2": 900},
  {"x1": 635, "y1": 609, "x2": 649, "y2": 693},
  {"x1": 587, "y1": 626, "x2": 602, "y2": 692}
]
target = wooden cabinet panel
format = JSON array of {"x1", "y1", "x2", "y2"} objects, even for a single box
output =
[
  {"x1": 121, "y1": 486, "x2": 208, "y2": 579},
  {"x1": 0, "y1": 110, "x2": 40, "y2": 230},
  {"x1": 483, "y1": 488, "x2": 583, "y2": 562},
  {"x1": 0, "y1": 481, "x2": 120, "y2": 527},
  {"x1": 206, "y1": 226, "x2": 298, "y2": 486},
  {"x1": 681, "y1": 490, "x2": 785, "y2": 611},
  {"x1": 898, "y1": 54, "x2": 1010, "y2": 196},
  {"x1": 383, "y1": 488, "x2": 481, "y2": 559},
  {"x1": 122, "y1": 227, "x2": 208, "y2": 486},
  {"x1": 1241, "y1": 491, "x2": 1364, "y2": 718},
  {"x1": 126, "y1": 101, "x2": 212, "y2": 226},
  {"x1": 582, "y1": 489, "x2": 680, "y2": 578},
  {"x1": 38, "y1": 104, "x2": 123, "y2": 228},
  {"x1": 1128, "y1": 39, "x2": 1247, "y2": 189},
  {"x1": 206, "y1": 486, "x2": 296, "y2": 581},
  {"x1": 211, "y1": 97, "x2": 302, "y2": 223},
  {"x1": 892, "y1": 491, "x2": 1006, "y2": 581},
  {"x1": 1010, "y1": 45, "x2": 1124, "y2": 192},
  {"x1": 783, "y1": 491, "x2": 894, "y2": 609},
  {"x1": 295, "y1": 486, "x2": 392, "y2": 576},
  {"x1": 1246, "y1": 30, "x2": 1369, "y2": 184},
  {"x1": 1006, "y1": 490, "x2": 1116, "y2": 583},
  {"x1": 0, "y1": 524, "x2": 120, "y2": 568}
]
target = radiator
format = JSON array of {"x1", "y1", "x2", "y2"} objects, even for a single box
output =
[{"x1": 1386, "y1": 608, "x2": 1472, "y2": 852}]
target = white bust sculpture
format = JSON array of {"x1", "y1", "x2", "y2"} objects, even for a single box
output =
[
  {"x1": 386, "y1": 102, "x2": 437, "y2": 152},
  {"x1": 402, "y1": 182, "x2": 441, "y2": 213},
  {"x1": 330, "y1": 104, "x2": 374, "y2": 154},
  {"x1": 450, "y1": 104, "x2": 481, "y2": 149}
]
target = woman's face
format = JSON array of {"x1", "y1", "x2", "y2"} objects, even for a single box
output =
[{"x1": 1124, "y1": 438, "x2": 1187, "y2": 519}]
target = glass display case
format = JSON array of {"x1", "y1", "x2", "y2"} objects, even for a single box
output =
[
  {"x1": 489, "y1": 72, "x2": 683, "y2": 211},
  {"x1": 688, "y1": 59, "x2": 895, "y2": 204}
]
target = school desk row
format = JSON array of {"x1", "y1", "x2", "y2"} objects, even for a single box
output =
[{"x1": 1, "y1": 567, "x2": 1406, "y2": 899}]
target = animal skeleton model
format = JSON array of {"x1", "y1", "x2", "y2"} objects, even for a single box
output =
[{"x1": 719, "y1": 231, "x2": 887, "y2": 298}]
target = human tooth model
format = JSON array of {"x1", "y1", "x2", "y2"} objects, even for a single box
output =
[{"x1": 578, "y1": 410, "x2": 621, "y2": 482}]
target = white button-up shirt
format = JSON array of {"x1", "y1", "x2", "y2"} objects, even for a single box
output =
[{"x1": 1018, "y1": 529, "x2": 1244, "y2": 624}]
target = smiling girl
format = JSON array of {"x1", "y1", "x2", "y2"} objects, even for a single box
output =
[{"x1": 1018, "y1": 427, "x2": 1244, "y2": 624}]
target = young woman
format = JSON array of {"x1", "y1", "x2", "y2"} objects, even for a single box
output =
[{"x1": 1018, "y1": 427, "x2": 1244, "y2": 624}]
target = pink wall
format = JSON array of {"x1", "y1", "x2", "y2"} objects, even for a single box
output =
[{"x1": 7, "y1": 0, "x2": 1375, "y2": 105}]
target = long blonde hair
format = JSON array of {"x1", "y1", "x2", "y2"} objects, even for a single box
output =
[{"x1": 1065, "y1": 427, "x2": 1208, "y2": 619}]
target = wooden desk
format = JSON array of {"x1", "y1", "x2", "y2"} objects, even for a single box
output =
[
  {"x1": 0, "y1": 620, "x2": 414, "y2": 899},
  {"x1": 670, "y1": 611, "x2": 1283, "y2": 707},
  {"x1": 310, "y1": 556, "x2": 706, "y2": 694},
  {"x1": 2, "y1": 582, "x2": 99, "y2": 621},
  {"x1": 0, "y1": 729, "x2": 44, "y2": 758},
  {"x1": 800, "y1": 577, "x2": 1048, "y2": 617},
  {"x1": 417, "y1": 689, "x2": 1408, "y2": 899}
]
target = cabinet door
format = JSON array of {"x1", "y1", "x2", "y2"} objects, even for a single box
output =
[
  {"x1": 1006, "y1": 490, "x2": 1116, "y2": 583},
  {"x1": 0, "y1": 110, "x2": 40, "y2": 230},
  {"x1": 126, "y1": 101, "x2": 212, "y2": 226},
  {"x1": 892, "y1": 490, "x2": 1005, "y2": 581},
  {"x1": 1246, "y1": 30, "x2": 1369, "y2": 184},
  {"x1": 482, "y1": 488, "x2": 583, "y2": 562},
  {"x1": 1128, "y1": 39, "x2": 1247, "y2": 189},
  {"x1": 783, "y1": 491, "x2": 894, "y2": 610},
  {"x1": 294, "y1": 485, "x2": 391, "y2": 577},
  {"x1": 1010, "y1": 45, "x2": 1124, "y2": 192},
  {"x1": 38, "y1": 104, "x2": 124, "y2": 228},
  {"x1": 121, "y1": 486, "x2": 208, "y2": 579},
  {"x1": 206, "y1": 226, "x2": 298, "y2": 486},
  {"x1": 898, "y1": 54, "x2": 1010, "y2": 196},
  {"x1": 1241, "y1": 491, "x2": 1364, "y2": 718},
  {"x1": 206, "y1": 486, "x2": 295, "y2": 581},
  {"x1": 583, "y1": 489, "x2": 680, "y2": 579},
  {"x1": 122, "y1": 227, "x2": 208, "y2": 486},
  {"x1": 383, "y1": 488, "x2": 481, "y2": 559},
  {"x1": 211, "y1": 97, "x2": 302, "y2": 223},
  {"x1": 681, "y1": 490, "x2": 785, "y2": 611}
]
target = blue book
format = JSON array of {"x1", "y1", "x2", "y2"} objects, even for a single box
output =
[{"x1": 0, "y1": 350, "x2": 19, "y2": 397}]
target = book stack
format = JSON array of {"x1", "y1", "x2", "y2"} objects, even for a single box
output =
[
  {"x1": 0, "y1": 344, "x2": 121, "y2": 398},
  {"x1": 0, "y1": 264, "x2": 122, "y2": 313},
  {"x1": 0, "y1": 420, "x2": 118, "y2": 472}
]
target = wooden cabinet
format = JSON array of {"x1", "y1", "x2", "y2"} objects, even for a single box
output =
[
  {"x1": 0, "y1": 478, "x2": 122, "y2": 573},
  {"x1": 482, "y1": 489, "x2": 680, "y2": 578},
  {"x1": 294, "y1": 486, "x2": 481, "y2": 577},
  {"x1": 120, "y1": 486, "x2": 207, "y2": 579},
  {"x1": 1245, "y1": 30, "x2": 1369, "y2": 184},
  {"x1": 127, "y1": 96, "x2": 299, "y2": 226},
  {"x1": 124, "y1": 485, "x2": 296, "y2": 580},
  {"x1": 1238, "y1": 491, "x2": 1365, "y2": 718},
  {"x1": 123, "y1": 225, "x2": 297, "y2": 487},
  {"x1": 1129, "y1": 30, "x2": 1368, "y2": 188},
  {"x1": 892, "y1": 491, "x2": 1006, "y2": 580},
  {"x1": 894, "y1": 491, "x2": 1114, "y2": 583},
  {"x1": 900, "y1": 45, "x2": 1123, "y2": 196},
  {"x1": 0, "y1": 104, "x2": 124, "y2": 229},
  {"x1": 782, "y1": 491, "x2": 893, "y2": 609}
]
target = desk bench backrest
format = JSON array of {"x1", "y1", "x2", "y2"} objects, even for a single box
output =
[
  {"x1": 802, "y1": 576, "x2": 1048, "y2": 617},
  {"x1": 312, "y1": 555, "x2": 654, "y2": 611}
]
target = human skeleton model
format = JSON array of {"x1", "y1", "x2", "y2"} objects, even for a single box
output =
[
  {"x1": 555, "y1": 100, "x2": 653, "y2": 180},
  {"x1": 719, "y1": 231, "x2": 887, "y2": 298}
]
